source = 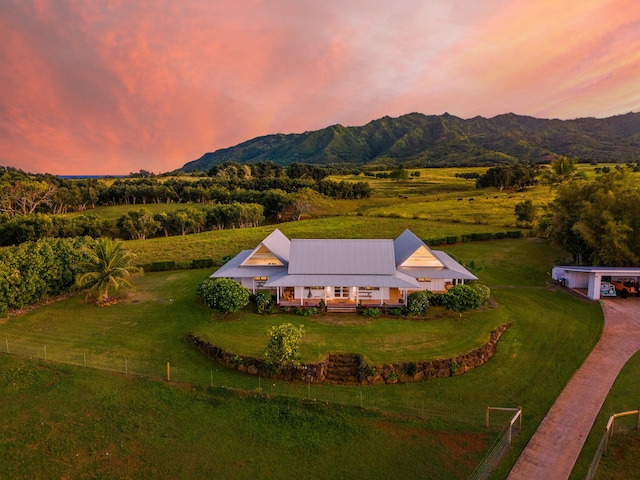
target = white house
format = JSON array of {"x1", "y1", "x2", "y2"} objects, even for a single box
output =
[{"x1": 211, "y1": 229, "x2": 477, "y2": 309}]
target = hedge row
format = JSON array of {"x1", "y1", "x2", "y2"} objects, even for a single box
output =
[
  {"x1": 425, "y1": 230, "x2": 524, "y2": 246},
  {"x1": 139, "y1": 258, "x2": 219, "y2": 273}
]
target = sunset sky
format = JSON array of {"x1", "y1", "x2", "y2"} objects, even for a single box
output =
[{"x1": 1, "y1": 1, "x2": 639, "y2": 175}]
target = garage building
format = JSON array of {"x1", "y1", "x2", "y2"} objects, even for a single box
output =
[{"x1": 552, "y1": 266, "x2": 640, "y2": 300}]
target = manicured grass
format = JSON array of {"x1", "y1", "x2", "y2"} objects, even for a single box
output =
[
  {"x1": 196, "y1": 307, "x2": 508, "y2": 364},
  {"x1": 570, "y1": 351, "x2": 640, "y2": 479},
  {"x1": 443, "y1": 237, "x2": 562, "y2": 287}
]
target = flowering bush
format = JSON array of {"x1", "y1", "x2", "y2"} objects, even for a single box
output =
[
  {"x1": 406, "y1": 291, "x2": 429, "y2": 316},
  {"x1": 264, "y1": 323, "x2": 305, "y2": 373},
  {"x1": 361, "y1": 306, "x2": 381, "y2": 317}
]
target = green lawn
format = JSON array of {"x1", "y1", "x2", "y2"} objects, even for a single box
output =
[{"x1": 195, "y1": 307, "x2": 508, "y2": 364}]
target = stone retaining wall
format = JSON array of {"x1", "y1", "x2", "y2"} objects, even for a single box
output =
[{"x1": 187, "y1": 322, "x2": 511, "y2": 385}]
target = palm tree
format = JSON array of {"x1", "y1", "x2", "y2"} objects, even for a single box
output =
[
  {"x1": 541, "y1": 156, "x2": 583, "y2": 185},
  {"x1": 75, "y1": 238, "x2": 143, "y2": 304}
]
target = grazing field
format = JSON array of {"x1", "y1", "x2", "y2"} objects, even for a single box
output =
[
  {"x1": 126, "y1": 216, "x2": 520, "y2": 265},
  {"x1": 570, "y1": 351, "x2": 640, "y2": 479},
  {"x1": 0, "y1": 236, "x2": 603, "y2": 478}
]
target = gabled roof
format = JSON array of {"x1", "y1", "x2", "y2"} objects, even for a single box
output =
[
  {"x1": 240, "y1": 228, "x2": 290, "y2": 266},
  {"x1": 394, "y1": 229, "x2": 443, "y2": 267},
  {"x1": 211, "y1": 249, "x2": 287, "y2": 278},
  {"x1": 287, "y1": 239, "x2": 396, "y2": 275},
  {"x1": 397, "y1": 250, "x2": 478, "y2": 280}
]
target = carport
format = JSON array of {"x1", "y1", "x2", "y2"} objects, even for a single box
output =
[{"x1": 552, "y1": 266, "x2": 640, "y2": 300}]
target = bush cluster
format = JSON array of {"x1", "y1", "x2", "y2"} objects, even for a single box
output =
[{"x1": 196, "y1": 278, "x2": 250, "y2": 313}]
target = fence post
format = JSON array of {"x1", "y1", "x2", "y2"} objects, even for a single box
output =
[
  {"x1": 486, "y1": 406, "x2": 490, "y2": 428},
  {"x1": 519, "y1": 406, "x2": 523, "y2": 429},
  {"x1": 166, "y1": 362, "x2": 171, "y2": 382},
  {"x1": 125, "y1": 357, "x2": 128, "y2": 375},
  {"x1": 5, "y1": 337, "x2": 8, "y2": 353},
  {"x1": 84, "y1": 351, "x2": 86, "y2": 368},
  {"x1": 44, "y1": 344, "x2": 46, "y2": 360},
  {"x1": 210, "y1": 369, "x2": 213, "y2": 388},
  {"x1": 637, "y1": 408, "x2": 640, "y2": 431}
]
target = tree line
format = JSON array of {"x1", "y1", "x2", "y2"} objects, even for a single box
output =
[{"x1": 0, "y1": 162, "x2": 371, "y2": 217}]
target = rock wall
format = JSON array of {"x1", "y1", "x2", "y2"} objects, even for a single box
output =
[{"x1": 187, "y1": 323, "x2": 511, "y2": 386}]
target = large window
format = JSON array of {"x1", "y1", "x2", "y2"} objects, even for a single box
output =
[{"x1": 333, "y1": 286, "x2": 349, "y2": 298}]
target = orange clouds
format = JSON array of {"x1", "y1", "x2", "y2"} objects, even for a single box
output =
[{"x1": 0, "y1": 0, "x2": 638, "y2": 175}]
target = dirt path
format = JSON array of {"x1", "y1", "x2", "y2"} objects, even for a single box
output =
[{"x1": 507, "y1": 298, "x2": 640, "y2": 480}]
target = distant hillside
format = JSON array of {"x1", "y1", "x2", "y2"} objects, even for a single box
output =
[{"x1": 180, "y1": 112, "x2": 640, "y2": 172}]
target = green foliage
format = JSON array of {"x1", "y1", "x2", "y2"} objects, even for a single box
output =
[
  {"x1": 469, "y1": 283, "x2": 491, "y2": 306},
  {"x1": 294, "y1": 306, "x2": 318, "y2": 316},
  {"x1": 476, "y1": 164, "x2": 540, "y2": 191},
  {"x1": 406, "y1": 291, "x2": 430, "y2": 316},
  {"x1": 540, "y1": 156, "x2": 583, "y2": 185},
  {"x1": 426, "y1": 291, "x2": 445, "y2": 306},
  {"x1": 0, "y1": 236, "x2": 92, "y2": 310},
  {"x1": 0, "y1": 302, "x2": 7, "y2": 318},
  {"x1": 254, "y1": 290, "x2": 274, "y2": 314},
  {"x1": 514, "y1": 200, "x2": 537, "y2": 226},
  {"x1": 196, "y1": 278, "x2": 250, "y2": 313},
  {"x1": 542, "y1": 168, "x2": 640, "y2": 266},
  {"x1": 443, "y1": 284, "x2": 482, "y2": 315},
  {"x1": 75, "y1": 238, "x2": 143, "y2": 304},
  {"x1": 263, "y1": 323, "x2": 305, "y2": 374},
  {"x1": 361, "y1": 306, "x2": 382, "y2": 317},
  {"x1": 449, "y1": 360, "x2": 459, "y2": 376},
  {"x1": 117, "y1": 208, "x2": 160, "y2": 240}
]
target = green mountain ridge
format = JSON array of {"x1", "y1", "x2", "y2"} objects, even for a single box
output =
[{"x1": 180, "y1": 111, "x2": 640, "y2": 171}]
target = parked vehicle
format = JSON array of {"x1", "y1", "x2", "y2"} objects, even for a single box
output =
[
  {"x1": 612, "y1": 279, "x2": 638, "y2": 298},
  {"x1": 600, "y1": 282, "x2": 617, "y2": 297}
]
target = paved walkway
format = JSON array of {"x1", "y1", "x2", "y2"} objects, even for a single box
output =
[{"x1": 507, "y1": 298, "x2": 640, "y2": 480}]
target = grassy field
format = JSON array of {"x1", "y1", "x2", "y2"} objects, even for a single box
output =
[
  {"x1": 126, "y1": 216, "x2": 523, "y2": 265},
  {"x1": 0, "y1": 236, "x2": 604, "y2": 478},
  {"x1": 1, "y1": 355, "x2": 491, "y2": 480},
  {"x1": 570, "y1": 351, "x2": 640, "y2": 479}
]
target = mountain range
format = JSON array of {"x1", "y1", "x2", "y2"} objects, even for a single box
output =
[{"x1": 180, "y1": 111, "x2": 640, "y2": 171}]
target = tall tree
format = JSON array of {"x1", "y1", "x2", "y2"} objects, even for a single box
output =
[
  {"x1": 541, "y1": 156, "x2": 583, "y2": 185},
  {"x1": 75, "y1": 238, "x2": 143, "y2": 304},
  {"x1": 541, "y1": 168, "x2": 640, "y2": 266}
]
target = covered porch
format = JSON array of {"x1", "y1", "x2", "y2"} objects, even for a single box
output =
[{"x1": 276, "y1": 285, "x2": 408, "y2": 310}]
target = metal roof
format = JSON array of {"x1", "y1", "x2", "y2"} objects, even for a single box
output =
[
  {"x1": 211, "y1": 250, "x2": 287, "y2": 278},
  {"x1": 288, "y1": 239, "x2": 396, "y2": 275},
  {"x1": 554, "y1": 266, "x2": 640, "y2": 274},
  {"x1": 265, "y1": 271, "x2": 421, "y2": 288}
]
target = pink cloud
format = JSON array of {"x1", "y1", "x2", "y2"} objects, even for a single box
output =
[{"x1": 0, "y1": 0, "x2": 638, "y2": 175}]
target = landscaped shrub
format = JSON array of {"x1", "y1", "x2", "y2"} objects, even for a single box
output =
[
  {"x1": 191, "y1": 258, "x2": 215, "y2": 269},
  {"x1": 361, "y1": 306, "x2": 381, "y2": 317},
  {"x1": 443, "y1": 284, "x2": 482, "y2": 316},
  {"x1": 0, "y1": 302, "x2": 7, "y2": 318},
  {"x1": 469, "y1": 283, "x2": 491, "y2": 305},
  {"x1": 506, "y1": 230, "x2": 522, "y2": 238},
  {"x1": 264, "y1": 323, "x2": 305, "y2": 374},
  {"x1": 446, "y1": 236, "x2": 459, "y2": 244},
  {"x1": 196, "y1": 278, "x2": 250, "y2": 313},
  {"x1": 406, "y1": 291, "x2": 429, "y2": 316},
  {"x1": 150, "y1": 260, "x2": 176, "y2": 272},
  {"x1": 426, "y1": 291, "x2": 445, "y2": 306},
  {"x1": 254, "y1": 290, "x2": 274, "y2": 314},
  {"x1": 294, "y1": 306, "x2": 318, "y2": 316}
]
